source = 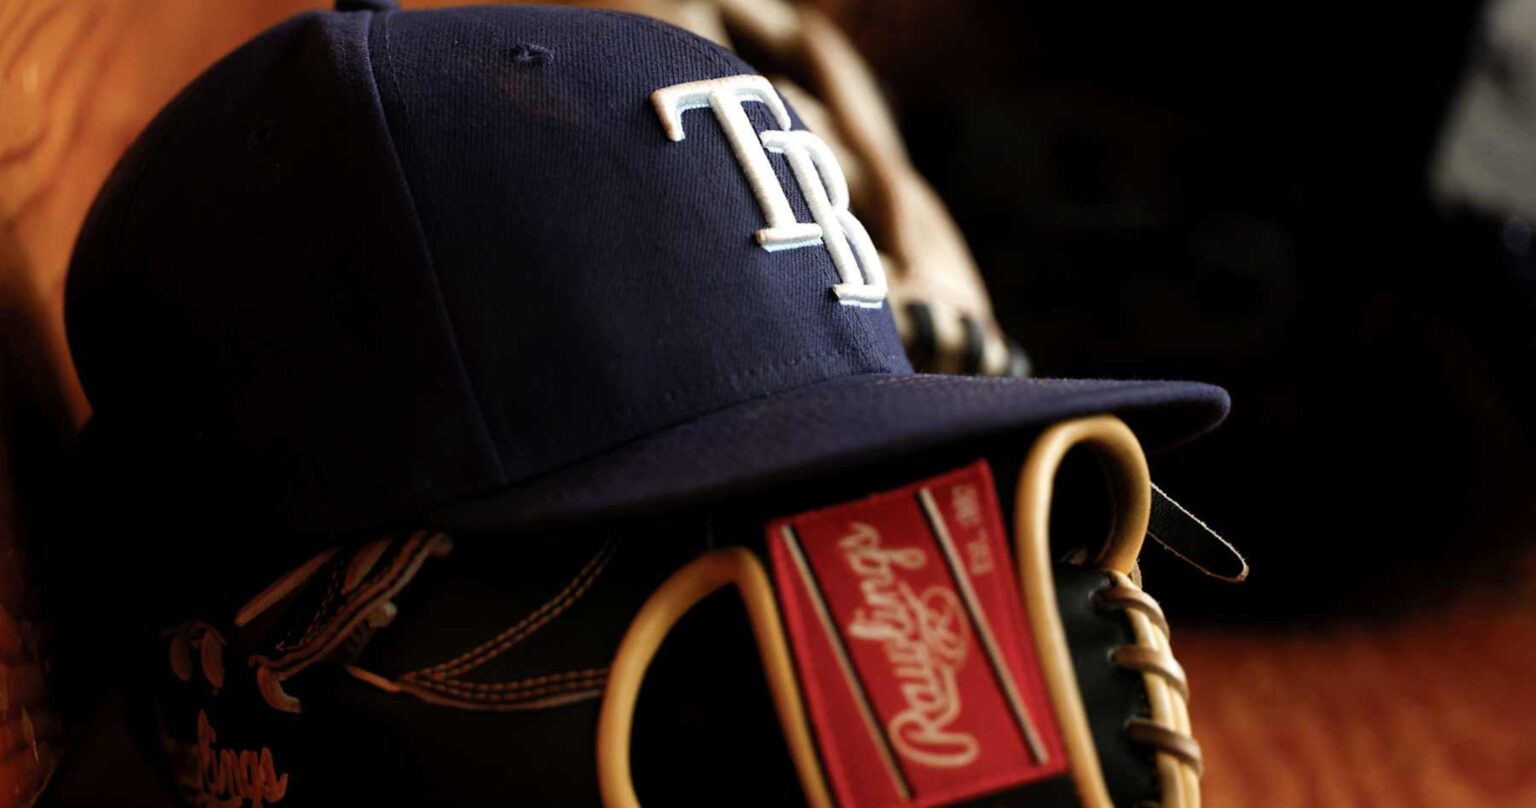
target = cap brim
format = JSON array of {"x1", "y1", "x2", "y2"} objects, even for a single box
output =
[{"x1": 428, "y1": 373, "x2": 1229, "y2": 530}]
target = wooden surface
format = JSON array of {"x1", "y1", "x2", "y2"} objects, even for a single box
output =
[
  {"x1": 0, "y1": 2, "x2": 324, "y2": 804},
  {"x1": 2, "y1": 2, "x2": 1534, "y2": 807},
  {"x1": 1182, "y1": 563, "x2": 1536, "y2": 807},
  {"x1": 0, "y1": 0, "x2": 330, "y2": 425}
]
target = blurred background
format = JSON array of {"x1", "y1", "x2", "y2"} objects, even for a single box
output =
[{"x1": 3, "y1": 0, "x2": 1535, "y2": 804}]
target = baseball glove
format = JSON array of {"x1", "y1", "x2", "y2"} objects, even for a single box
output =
[{"x1": 133, "y1": 415, "x2": 1199, "y2": 808}]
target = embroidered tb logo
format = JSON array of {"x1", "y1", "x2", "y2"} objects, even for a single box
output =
[{"x1": 653, "y1": 75, "x2": 887, "y2": 308}]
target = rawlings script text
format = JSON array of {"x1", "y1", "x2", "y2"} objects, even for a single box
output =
[
  {"x1": 839, "y1": 522, "x2": 979, "y2": 768},
  {"x1": 167, "y1": 711, "x2": 289, "y2": 808}
]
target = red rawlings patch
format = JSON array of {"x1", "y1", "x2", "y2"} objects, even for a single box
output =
[{"x1": 767, "y1": 460, "x2": 1067, "y2": 808}]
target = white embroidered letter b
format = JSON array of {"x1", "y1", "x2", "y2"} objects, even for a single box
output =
[{"x1": 653, "y1": 75, "x2": 887, "y2": 308}]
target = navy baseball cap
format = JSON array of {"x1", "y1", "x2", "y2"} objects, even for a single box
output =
[{"x1": 65, "y1": 4, "x2": 1226, "y2": 550}]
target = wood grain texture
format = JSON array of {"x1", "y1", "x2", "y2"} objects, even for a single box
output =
[
  {"x1": 0, "y1": 0, "x2": 328, "y2": 426},
  {"x1": 1180, "y1": 564, "x2": 1536, "y2": 808},
  {"x1": 0, "y1": 2, "x2": 322, "y2": 805}
]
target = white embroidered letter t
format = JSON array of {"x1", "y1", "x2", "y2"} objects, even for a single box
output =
[{"x1": 653, "y1": 75, "x2": 887, "y2": 308}]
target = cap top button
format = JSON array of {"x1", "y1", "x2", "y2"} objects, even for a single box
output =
[{"x1": 336, "y1": 0, "x2": 399, "y2": 11}]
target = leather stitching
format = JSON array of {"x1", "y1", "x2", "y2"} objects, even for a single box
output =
[
  {"x1": 405, "y1": 669, "x2": 609, "y2": 703},
  {"x1": 409, "y1": 667, "x2": 607, "y2": 694},
  {"x1": 405, "y1": 537, "x2": 618, "y2": 680},
  {"x1": 416, "y1": 679, "x2": 604, "y2": 704},
  {"x1": 275, "y1": 563, "x2": 346, "y2": 653},
  {"x1": 254, "y1": 532, "x2": 445, "y2": 674}
]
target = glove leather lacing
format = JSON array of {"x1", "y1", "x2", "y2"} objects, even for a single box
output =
[{"x1": 1096, "y1": 569, "x2": 1203, "y2": 806}]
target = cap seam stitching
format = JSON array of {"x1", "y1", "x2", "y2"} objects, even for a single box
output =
[
  {"x1": 507, "y1": 347, "x2": 904, "y2": 459},
  {"x1": 599, "y1": 347, "x2": 905, "y2": 422},
  {"x1": 361, "y1": 11, "x2": 511, "y2": 475},
  {"x1": 503, "y1": 361, "x2": 910, "y2": 493},
  {"x1": 526, "y1": 380, "x2": 1204, "y2": 503}
]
